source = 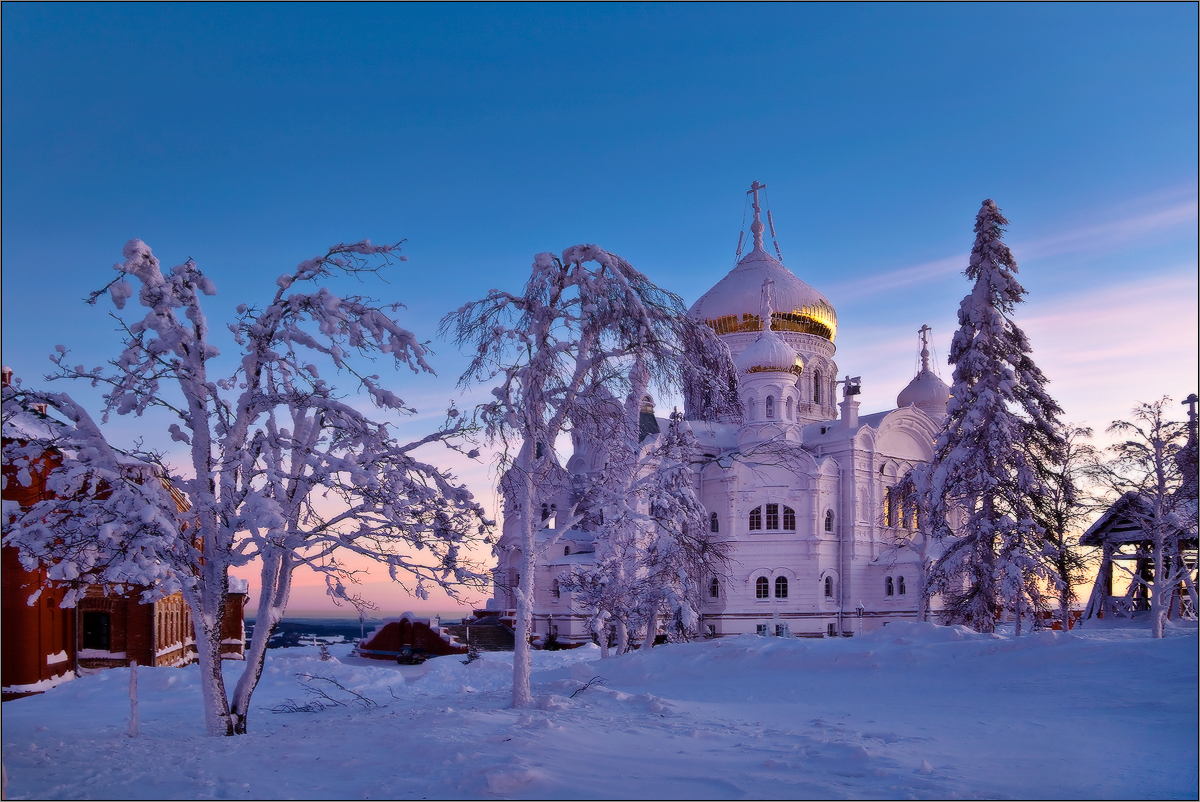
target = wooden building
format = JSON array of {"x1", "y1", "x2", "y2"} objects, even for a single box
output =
[
  {"x1": 2, "y1": 372, "x2": 245, "y2": 699},
  {"x1": 1079, "y1": 491, "x2": 1198, "y2": 622}
]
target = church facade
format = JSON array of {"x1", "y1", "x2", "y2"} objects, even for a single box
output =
[{"x1": 488, "y1": 184, "x2": 950, "y2": 642}]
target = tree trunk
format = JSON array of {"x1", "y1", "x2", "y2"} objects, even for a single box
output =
[
  {"x1": 593, "y1": 615, "x2": 609, "y2": 659},
  {"x1": 230, "y1": 548, "x2": 293, "y2": 734},
  {"x1": 616, "y1": 619, "x2": 629, "y2": 655},
  {"x1": 641, "y1": 602, "x2": 659, "y2": 651},
  {"x1": 511, "y1": 446, "x2": 536, "y2": 708},
  {"x1": 1014, "y1": 581, "x2": 1024, "y2": 637},
  {"x1": 196, "y1": 613, "x2": 233, "y2": 735},
  {"x1": 1059, "y1": 583, "x2": 1072, "y2": 632},
  {"x1": 917, "y1": 551, "x2": 930, "y2": 623},
  {"x1": 182, "y1": 581, "x2": 233, "y2": 736},
  {"x1": 1151, "y1": 538, "x2": 1168, "y2": 638}
]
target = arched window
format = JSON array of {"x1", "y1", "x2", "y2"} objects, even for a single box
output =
[
  {"x1": 783, "y1": 506, "x2": 796, "y2": 531},
  {"x1": 710, "y1": 512, "x2": 719, "y2": 533},
  {"x1": 541, "y1": 503, "x2": 551, "y2": 521},
  {"x1": 755, "y1": 576, "x2": 769, "y2": 599},
  {"x1": 824, "y1": 510, "x2": 834, "y2": 532},
  {"x1": 884, "y1": 488, "x2": 896, "y2": 527},
  {"x1": 786, "y1": 397, "x2": 793, "y2": 420},
  {"x1": 824, "y1": 576, "x2": 833, "y2": 598},
  {"x1": 813, "y1": 370, "x2": 822, "y2": 404},
  {"x1": 552, "y1": 579, "x2": 560, "y2": 598},
  {"x1": 564, "y1": 545, "x2": 571, "y2": 556},
  {"x1": 898, "y1": 576, "x2": 906, "y2": 595},
  {"x1": 765, "y1": 503, "x2": 779, "y2": 530},
  {"x1": 710, "y1": 577, "x2": 720, "y2": 598},
  {"x1": 749, "y1": 506, "x2": 762, "y2": 531},
  {"x1": 886, "y1": 576, "x2": 894, "y2": 596},
  {"x1": 766, "y1": 395, "x2": 775, "y2": 419},
  {"x1": 775, "y1": 576, "x2": 789, "y2": 599}
]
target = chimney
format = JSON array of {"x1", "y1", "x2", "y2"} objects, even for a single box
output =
[{"x1": 1, "y1": 366, "x2": 12, "y2": 387}]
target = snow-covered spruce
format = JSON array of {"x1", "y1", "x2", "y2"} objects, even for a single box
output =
[
  {"x1": 925, "y1": 200, "x2": 1069, "y2": 634},
  {"x1": 441, "y1": 244, "x2": 739, "y2": 706},
  {"x1": 1, "y1": 239, "x2": 489, "y2": 735}
]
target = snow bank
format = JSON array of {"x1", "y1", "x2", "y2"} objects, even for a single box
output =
[{"x1": 1, "y1": 629, "x2": 1195, "y2": 800}]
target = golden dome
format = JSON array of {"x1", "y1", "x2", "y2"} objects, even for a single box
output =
[{"x1": 687, "y1": 245, "x2": 837, "y2": 341}]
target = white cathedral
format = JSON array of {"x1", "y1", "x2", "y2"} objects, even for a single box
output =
[{"x1": 487, "y1": 183, "x2": 951, "y2": 641}]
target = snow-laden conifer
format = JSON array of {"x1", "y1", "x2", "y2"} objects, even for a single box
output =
[
  {"x1": 442, "y1": 245, "x2": 738, "y2": 704},
  {"x1": 2, "y1": 239, "x2": 489, "y2": 735},
  {"x1": 927, "y1": 200, "x2": 1067, "y2": 634}
]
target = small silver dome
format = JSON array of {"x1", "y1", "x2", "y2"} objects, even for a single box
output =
[{"x1": 735, "y1": 329, "x2": 803, "y2": 375}]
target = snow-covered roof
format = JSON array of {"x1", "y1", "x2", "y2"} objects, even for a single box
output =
[
  {"x1": 734, "y1": 327, "x2": 802, "y2": 374},
  {"x1": 1080, "y1": 491, "x2": 1197, "y2": 546},
  {"x1": 533, "y1": 527, "x2": 595, "y2": 546},
  {"x1": 799, "y1": 410, "x2": 891, "y2": 444},
  {"x1": 1, "y1": 408, "x2": 66, "y2": 442},
  {"x1": 687, "y1": 245, "x2": 837, "y2": 342},
  {"x1": 546, "y1": 551, "x2": 596, "y2": 567},
  {"x1": 896, "y1": 369, "x2": 950, "y2": 413},
  {"x1": 688, "y1": 420, "x2": 740, "y2": 453}
]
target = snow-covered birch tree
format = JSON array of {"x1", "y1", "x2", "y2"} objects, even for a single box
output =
[
  {"x1": 2, "y1": 239, "x2": 489, "y2": 735},
  {"x1": 926, "y1": 200, "x2": 1068, "y2": 634},
  {"x1": 1090, "y1": 397, "x2": 1197, "y2": 637},
  {"x1": 441, "y1": 244, "x2": 739, "y2": 706}
]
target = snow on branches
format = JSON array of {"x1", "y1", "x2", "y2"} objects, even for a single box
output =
[
  {"x1": 2, "y1": 387, "x2": 189, "y2": 605},
  {"x1": 566, "y1": 408, "x2": 727, "y2": 654},
  {"x1": 442, "y1": 244, "x2": 738, "y2": 706},
  {"x1": 3, "y1": 239, "x2": 489, "y2": 735},
  {"x1": 1088, "y1": 397, "x2": 1198, "y2": 636},
  {"x1": 926, "y1": 200, "x2": 1068, "y2": 634}
]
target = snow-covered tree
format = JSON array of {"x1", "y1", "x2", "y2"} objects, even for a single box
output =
[
  {"x1": 2, "y1": 239, "x2": 489, "y2": 735},
  {"x1": 564, "y1": 405, "x2": 728, "y2": 655},
  {"x1": 638, "y1": 410, "x2": 725, "y2": 643},
  {"x1": 442, "y1": 244, "x2": 738, "y2": 705},
  {"x1": 927, "y1": 200, "x2": 1068, "y2": 634},
  {"x1": 1090, "y1": 397, "x2": 1197, "y2": 637}
]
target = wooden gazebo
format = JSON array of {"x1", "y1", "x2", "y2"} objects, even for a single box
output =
[{"x1": 1079, "y1": 491, "x2": 1198, "y2": 622}]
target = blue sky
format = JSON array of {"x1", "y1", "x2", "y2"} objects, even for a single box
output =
[{"x1": 3, "y1": 4, "x2": 1196, "y2": 613}]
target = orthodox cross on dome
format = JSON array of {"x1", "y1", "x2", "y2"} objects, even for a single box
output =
[
  {"x1": 747, "y1": 181, "x2": 767, "y2": 251},
  {"x1": 918, "y1": 324, "x2": 932, "y2": 373},
  {"x1": 759, "y1": 277, "x2": 776, "y2": 331}
]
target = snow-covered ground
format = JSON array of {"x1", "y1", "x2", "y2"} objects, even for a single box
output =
[{"x1": 2, "y1": 621, "x2": 1196, "y2": 800}]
